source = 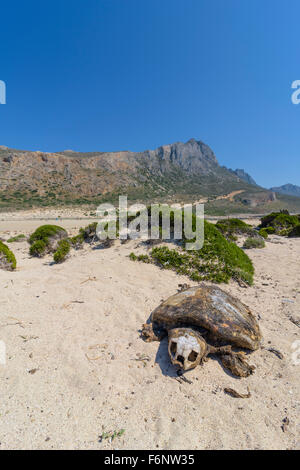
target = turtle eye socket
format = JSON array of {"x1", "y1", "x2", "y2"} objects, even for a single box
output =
[
  {"x1": 188, "y1": 350, "x2": 198, "y2": 362},
  {"x1": 170, "y1": 341, "x2": 177, "y2": 356},
  {"x1": 177, "y1": 355, "x2": 184, "y2": 365}
]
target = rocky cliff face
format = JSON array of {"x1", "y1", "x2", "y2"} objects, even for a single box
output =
[
  {"x1": 228, "y1": 168, "x2": 257, "y2": 186},
  {"x1": 0, "y1": 139, "x2": 236, "y2": 198},
  {"x1": 143, "y1": 139, "x2": 219, "y2": 174},
  {"x1": 1, "y1": 138, "x2": 288, "y2": 211}
]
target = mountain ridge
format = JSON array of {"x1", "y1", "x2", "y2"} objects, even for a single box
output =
[
  {"x1": 1, "y1": 138, "x2": 300, "y2": 214},
  {"x1": 270, "y1": 183, "x2": 300, "y2": 198}
]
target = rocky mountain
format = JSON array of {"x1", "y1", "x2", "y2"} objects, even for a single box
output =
[
  {"x1": 228, "y1": 168, "x2": 257, "y2": 186},
  {"x1": 0, "y1": 138, "x2": 299, "y2": 213},
  {"x1": 0, "y1": 139, "x2": 242, "y2": 201},
  {"x1": 270, "y1": 183, "x2": 300, "y2": 198}
]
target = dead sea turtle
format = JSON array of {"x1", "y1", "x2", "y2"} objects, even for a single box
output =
[{"x1": 141, "y1": 285, "x2": 261, "y2": 377}]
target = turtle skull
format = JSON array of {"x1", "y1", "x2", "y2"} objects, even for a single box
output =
[{"x1": 168, "y1": 328, "x2": 207, "y2": 370}]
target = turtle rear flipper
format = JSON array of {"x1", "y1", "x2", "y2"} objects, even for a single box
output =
[{"x1": 219, "y1": 351, "x2": 255, "y2": 378}]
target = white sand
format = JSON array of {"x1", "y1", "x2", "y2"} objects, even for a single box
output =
[{"x1": 0, "y1": 217, "x2": 299, "y2": 450}]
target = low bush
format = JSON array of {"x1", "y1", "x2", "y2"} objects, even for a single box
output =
[
  {"x1": 130, "y1": 220, "x2": 254, "y2": 285},
  {"x1": 29, "y1": 240, "x2": 47, "y2": 257},
  {"x1": 0, "y1": 241, "x2": 17, "y2": 270},
  {"x1": 7, "y1": 234, "x2": 26, "y2": 243},
  {"x1": 258, "y1": 228, "x2": 269, "y2": 239},
  {"x1": 29, "y1": 225, "x2": 67, "y2": 245},
  {"x1": 29, "y1": 225, "x2": 67, "y2": 257},
  {"x1": 259, "y1": 211, "x2": 299, "y2": 236},
  {"x1": 53, "y1": 239, "x2": 71, "y2": 263},
  {"x1": 215, "y1": 218, "x2": 257, "y2": 240},
  {"x1": 243, "y1": 237, "x2": 265, "y2": 249}
]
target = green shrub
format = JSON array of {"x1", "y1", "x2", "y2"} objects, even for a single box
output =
[
  {"x1": 243, "y1": 237, "x2": 265, "y2": 249},
  {"x1": 29, "y1": 225, "x2": 67, "y2": 245},
  {"x1": 130, "y1": 220, "x2": 254, "y2": 285},
  {"x1": 29, "y1": 240, "x2": 47, "y2": 257},
  {"x1": 7, "y1": 234, "x2": 26, "y2": 243},
  {"x1": 53, "y1": 240, "x2": 71, "y2": 263},
  {"x1": 129, "y1": 252, "x2": 138, "y2": 261},
  {"x1": 216, "y1": 218, "x2": 250, "y2": 232},
  {"x1": 259, "y1": 211, "x2": 299, "y2": 235},
  {"x1": 29, "y1": 225, "x2": 67, "y2": 257},
  {"x1": 258, "y1": 228, "x2": 269, "y2": 239},
  {"x1": 0, "y1": 241, "x2": 17, "y2": 270},
  {"x1": 215, "y1": 218, "x2": 257, "y2": 240},
  {"x1": 129, "y1": 252, "x2": 150, "y2": 263}
]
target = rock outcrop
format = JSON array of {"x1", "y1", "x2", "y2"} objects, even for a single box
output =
[{"x1": 228, "y1": 168, "x2": 257, "y2": 186}]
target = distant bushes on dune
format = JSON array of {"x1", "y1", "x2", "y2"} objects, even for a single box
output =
[
  {"x1": 28, "y1": 222, "x2": 105, "y2": 264},
  {"x1": 259, "y1": 211, "x2": 300, "y2": 236},
  {"x1": 215, "y1": 218, "x2": 258, "y2": 241},
  {"x1": 23, "y1": 209, "x2": 300, "y2": 275}
]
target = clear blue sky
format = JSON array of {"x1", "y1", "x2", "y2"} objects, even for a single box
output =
[{"x1": 0, "y1": 0, "x2": 299, "y2": 187}]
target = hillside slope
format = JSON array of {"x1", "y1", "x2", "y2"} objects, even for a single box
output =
[{"x1": 1, "y1": 139, "x2": 299, "y2": 214}]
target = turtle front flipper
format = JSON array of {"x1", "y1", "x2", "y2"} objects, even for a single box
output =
[
  {"x1": 218, "y1": 349, "x2": 256, "y2": 378},
  {"x1": 141, "y1": 323, "x2": 166, "y2": 342}
]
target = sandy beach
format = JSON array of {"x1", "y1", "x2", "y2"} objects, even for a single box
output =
[{"x1": 0, "y1": 214, "x2": 299, "y2": 450}]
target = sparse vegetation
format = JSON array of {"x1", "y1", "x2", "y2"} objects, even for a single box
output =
[
  {"x1": 0, "y1": 241, "x2": 17, "y2": 270},
  {"x1": 68, "y1": 222, "x2": 98, "y2": 249},
  {"x1": 78, "y1": 222, "x2": 98, "y2": 242},
  {"x1": 7, "y1": 234, "x2": 26, "y2": 243},
  {"x1": 99, "y1": 429, "x2": 125, "y2": 443},
  {"x1": 243, "y1": 237, "x2": 265, "y2": 249},
  {"x1": 70, "y1": 233, "x2": 85, "y2": 249},
  {"x1": 129, "y1": 252, "x2": 151, "y2": 263}
]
